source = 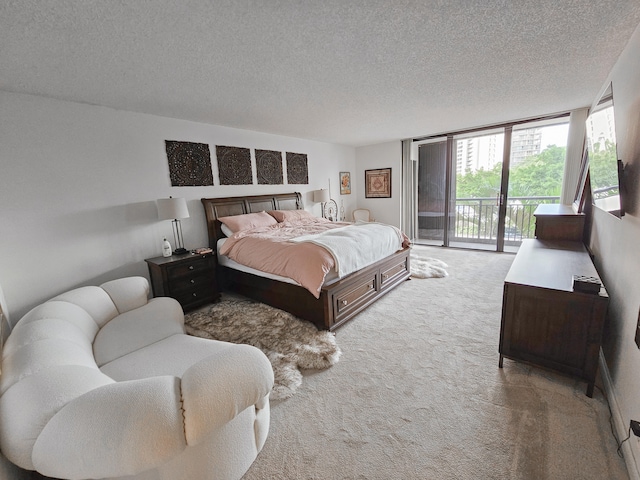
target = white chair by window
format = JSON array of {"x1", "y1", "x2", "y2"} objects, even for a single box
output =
[{"x1": 352, "y1": 208, "x2": 373, "y2": 222}]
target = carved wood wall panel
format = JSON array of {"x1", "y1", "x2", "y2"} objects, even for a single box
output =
[
  {"x1": 286, "y1": 152, "x2": 309, "y2": 184},
  {"x1": 255, "y1": 149, "x2": 283, "y2": 185},
  {"x1": 216, "y1": 145, "x2": 252, "y2": 185},
  {"x1": 165, "y1": 141, "x2": 213, "y2": 186}
]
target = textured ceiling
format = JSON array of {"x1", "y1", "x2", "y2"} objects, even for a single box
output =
[{"x1": 1, "y1": 1, "x2": 640, "y2": 147}]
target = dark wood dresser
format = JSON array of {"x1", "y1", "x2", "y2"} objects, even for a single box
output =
[
  {"x1": 498, "y1": 239, "x2": 608, "y2": 397},
  {"x1": 533, "y1": 204, "x2": 585, "y2": 241},
  {"x1": 145, "y1": 252, "x2": 219, "y2": 312}
]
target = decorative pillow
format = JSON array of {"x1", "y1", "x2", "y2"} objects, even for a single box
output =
[
  {"x1": 268, "y1": 209, "x2": 315, "y2": 223},
  {"x1": 218, "y1": 211, "x2": 277, "y2": 234}
]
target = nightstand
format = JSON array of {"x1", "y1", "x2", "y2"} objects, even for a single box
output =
[{"x1": 145, "y1": 252, "x2": 219, "y2": 312}]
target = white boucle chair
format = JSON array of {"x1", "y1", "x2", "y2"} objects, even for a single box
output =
[{"x1": 0, "y1": 276, "x2": 274, "y2": 480}]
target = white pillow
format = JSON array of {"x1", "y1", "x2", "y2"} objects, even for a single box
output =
[{"x1": 220, "y1": 223, "x2": 234, "y2": 237}]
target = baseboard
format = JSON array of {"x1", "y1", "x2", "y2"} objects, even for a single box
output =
[{"x1": 600, "y1": 350, "x2": 640, "y2": 480}]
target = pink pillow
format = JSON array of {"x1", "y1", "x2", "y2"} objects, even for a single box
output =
[
  {"x1": 268, "y1": 209, "x2": 315, "y2": 222},
  {"x1": 218, "y1": 211, "x2": 277, "y2": 234}
]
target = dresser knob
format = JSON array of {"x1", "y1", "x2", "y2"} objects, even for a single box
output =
[
  {"x1": 190, "y1": 279, "x2": 195, "y2": 284},
  {"x1": 383, "y1": 274, "x2": 389, "y2": 279},
  {"x1": 192, "y1": 293, "x2": 197, "y2": 297},
  {"x1": 342, "y1": 300, "x2": 348, "y2": 306},
  {"x1": 368, "y1": 284, "x2": 373, "y2": 289},
  {"x1": 188, "y1": 266, "x2": 194, "y2": 270}
]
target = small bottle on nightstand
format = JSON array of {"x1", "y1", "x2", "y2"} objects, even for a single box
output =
[{"x1": 162, "y1": 238, "x2": 172, "y2": 257}]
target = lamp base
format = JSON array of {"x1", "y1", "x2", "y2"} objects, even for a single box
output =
[{"x1": 172, "y1": 248, "x2": 189, "y2": 255}]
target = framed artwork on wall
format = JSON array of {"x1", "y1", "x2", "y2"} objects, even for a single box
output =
[
  {"x1": 365, "y1": 168, "x2": 391, "y2": 198},
  {"x1": 340, "y1": 172, "x2": 351, "y2": 195}
]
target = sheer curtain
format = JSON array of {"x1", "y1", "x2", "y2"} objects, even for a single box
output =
[
  {"x1": 561, "y1": 107, "x2": 589, "y2": 205},
  {"x1": 401, "y1": 139, "x2": 417, "y2": 240}
]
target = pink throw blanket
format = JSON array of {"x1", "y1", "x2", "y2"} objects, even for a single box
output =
[{"x1": 220, "y1": 218, "x2": 406, "y2": 298}]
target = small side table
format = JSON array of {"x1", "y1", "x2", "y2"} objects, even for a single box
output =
[{"x1": 145, "y1": 251, "x2": 219, "y2": 312}]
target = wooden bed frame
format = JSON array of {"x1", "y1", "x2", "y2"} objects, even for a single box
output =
[{"x1": 201, "y1": 192, "x2": 411, "y2": 331}]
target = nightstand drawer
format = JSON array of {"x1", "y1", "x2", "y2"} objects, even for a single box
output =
[
  {"x1": 173, "y1": 286, "x2": 215, "y2": 310},
  {"x1": 166, "y1": 257, "x2": 212, "y2": 279},
  {"x1": 169, "y1": 273, "x2": 213, "y2": 294}
]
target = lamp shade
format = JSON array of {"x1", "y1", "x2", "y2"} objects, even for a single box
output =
[
  {"x1": 157, "y1": 197, "x2": 190, "y2": 220},
  {"x1": 313, "y1": 189, "x2": 330, "y2": 203}
]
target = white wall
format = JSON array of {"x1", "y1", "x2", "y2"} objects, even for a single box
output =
[
  {"x1": 587, "y1": 23, "x2": 640, "y2": 478},
  {"x1": 0, "y1": 91, "x2": 356, "y2": 325},
  {"x1": 355, "y1": 141, "x2": 402, "y2": 227}
]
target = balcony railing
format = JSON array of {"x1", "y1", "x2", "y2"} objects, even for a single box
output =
[{"x1": 418, "y1": 196, "x2": 561, "y2": 244}]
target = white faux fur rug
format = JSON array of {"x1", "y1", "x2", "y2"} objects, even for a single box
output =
[
  {"x1": 410, "y1": 249, "x2": 449, "y2": 278},
  {"x1": 184, "y1": 293, "x2": 341, "y2": 400}
]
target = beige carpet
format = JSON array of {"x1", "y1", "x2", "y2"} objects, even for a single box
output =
[{"x1": 242, "y1": 245, "x2": 629, "y2": 480}]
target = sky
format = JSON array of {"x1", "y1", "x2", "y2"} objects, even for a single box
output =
[{"x1": 540, "y1": 123, "x2": 569, "y2": 148}]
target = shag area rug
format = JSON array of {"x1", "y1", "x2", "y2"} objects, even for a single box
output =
[
  {"x1": 410, "y1": 248, "x2": 449, "y2": 278},
  {"x1": 184, "y1": 293, "x2": 341, "y2": 400}
]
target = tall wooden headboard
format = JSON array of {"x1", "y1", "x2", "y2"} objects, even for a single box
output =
[{"x1": 201, "y1": 192, "x2": 303, "y2": 248}]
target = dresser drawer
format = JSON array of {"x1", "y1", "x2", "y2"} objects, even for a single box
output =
[
  {"x1": 380, "y1": 258, "x2": 409, "y2": 289},
  {"x1": 166, "y1": 257, "x2": 213, "y2": 279},
  {"x1": 335, "y1": 274, "x2": 377, "y2": 316}
]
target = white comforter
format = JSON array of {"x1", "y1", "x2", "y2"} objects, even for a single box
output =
[{"x1": 290, "y1": 221, "x2": 406, "y2": 277}]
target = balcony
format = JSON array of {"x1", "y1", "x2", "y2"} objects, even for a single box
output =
[{"x1": 417, "y1": 196, "x2": 561, "y2": 250}]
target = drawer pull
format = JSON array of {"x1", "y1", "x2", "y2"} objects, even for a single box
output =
[
  {"x1": 192, "y1": 293, "x2": 197, "y2": 297},
  {"x1": 190, "y1": 279, "x2": 195, "y2": 284},
  {"x1": 342, "y1": 300, "x2": 348, "y2": 306},
  {"x1": 188, "y1": 266, "x2": 194, "y2": 270},
  {"x1": 383, "y1": 274, "x2": 389, "y2": 279},
  {"x1": 368, "y1": 284, "x2": 374, "y2": 289}
]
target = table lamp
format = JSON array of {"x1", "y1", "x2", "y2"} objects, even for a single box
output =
[
  {"x1": 313, "y1": 189, "x2": 330, "y2": 217},
  {"x1": 157, "y1": 196, "x2": 190, "y2": 255}
]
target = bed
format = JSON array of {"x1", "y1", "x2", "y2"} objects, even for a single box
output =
[{"x1": 201, "y1": 192, "x2": 411, "y2": 331}]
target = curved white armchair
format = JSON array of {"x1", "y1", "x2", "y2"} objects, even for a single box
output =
[
  {"x1": 0, "y1": 277, "x2": 273, "y2": 480},
  {"x1": 353, "y1": 208, "x2": 373, "y2": 222}
]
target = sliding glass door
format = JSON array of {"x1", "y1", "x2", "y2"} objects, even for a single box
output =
[
  {"x1": 449, "y1": 129, "x2": 506, "y2": 251},
  {"x1": 416, "y1": 140, "x2": 448, "y2": 244},
  {"x1": 414, "y1": 118, "x2": 569, "y2": 252}
]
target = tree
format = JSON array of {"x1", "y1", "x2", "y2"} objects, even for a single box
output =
[
  {"x1": 453, "y1": 145, "x2": 567, "y2": 239},
  {"x1": 588, "y1": 140, "x2": 618, "y2": 197},
  {"x1": 455, "y1": 144, "x2": 566, "y2": 200},
  {"x1": 508, "y1": 145, "x2": 565, "y2": 200},
  {"x1": 455, "y1": 163, "x2": 503, "y2": 198}
]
